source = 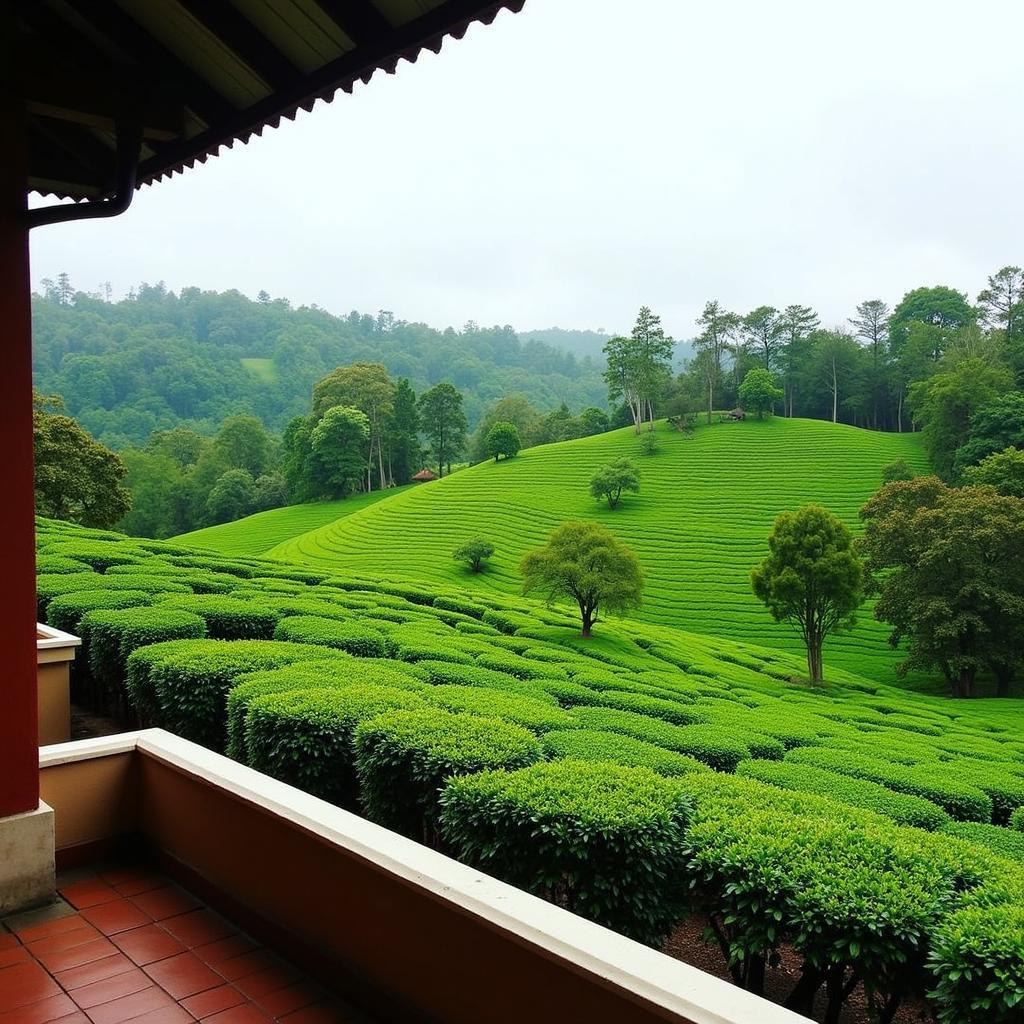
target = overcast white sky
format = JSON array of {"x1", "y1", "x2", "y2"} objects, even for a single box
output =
[{"x1": 28, "y1": 0, "x2": 1024, "y2": 339}]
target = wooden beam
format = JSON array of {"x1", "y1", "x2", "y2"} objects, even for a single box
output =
[
  {"x1": 174, "y1": 0, "x2": 299, "y2": 92},
  {"x1": 312, "y1": 0, "x2": 393, "y2": 47}
]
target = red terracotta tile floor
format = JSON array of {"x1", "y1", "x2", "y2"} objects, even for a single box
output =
[{"x1": 0, "y1": 866, "x2": 369, "y2": 1023}]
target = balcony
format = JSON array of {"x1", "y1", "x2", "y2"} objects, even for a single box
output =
[{"x1": 19, "y1": 730, "x2": 810, "y2": 1024}]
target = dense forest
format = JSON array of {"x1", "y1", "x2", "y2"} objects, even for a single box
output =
[{"x1": 32, "y1": 277, "x2": 606, "y2": 449}]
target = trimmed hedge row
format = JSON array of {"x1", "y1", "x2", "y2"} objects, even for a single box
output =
[
  {"x1": 787, "y1": 747, "x2": 994, "y2": 822},
  {"x1": 423, "y1": 685, "x2": 575, "y2": 733},
  {"x1": 47, "y1": 590, "x2": 153, "y2": 635},
  {"x1": 273, "y1": 615, "x2": 388, "y2": 658},
  {"x1": 737, "y1": 759, "x2": 951, "y2": 831},
  {"x1": 354, "y1": 709, "x2": 542, "y2": 840},
  {"x1": 157, "y1": 595, "x2": 280, "y2": 640},
  {"x1": 440, "y1": 760, "x2": 692, "y2": 945},
  {"x1": 541, "y1": 730, "x2": 710, "y2": 778}
]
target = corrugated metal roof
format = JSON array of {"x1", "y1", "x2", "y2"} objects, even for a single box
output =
[{"x1": 17, "y1": 0, "x2": 524, "y2": 201}]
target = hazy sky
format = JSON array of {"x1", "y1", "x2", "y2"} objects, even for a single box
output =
[{"x1": 28, "y1": 0, "x2": 1024, "y2": 340}]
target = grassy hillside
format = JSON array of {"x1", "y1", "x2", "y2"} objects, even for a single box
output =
[
  {"x1": 175, "y1": 486, "x2": 412, "y2": 557},
  {"x1": 271, "y1": 418, "x2": 929, "y2": 680},
  {"x1": 34, "y1": 517, "x2": 1024, "y2": 1020}
]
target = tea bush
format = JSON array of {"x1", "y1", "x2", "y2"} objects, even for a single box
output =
[
  {"x1": 46, "y1": 590, "x2": 153, "y2": 635},
  {"x1": 542, "y1": 729, "x2": 710, "y2": 777},
  {"x1": 440, "y1": 760, "x2": 692, "y2": 945},
  {"x1": 156, "y1": 595, "x2": 280, "y2": 640},
  {"x1": 354, "y1": 709, "x2": 541, "y2": 840},
  {"x1": 273, "y1": 615, "x2": 388, "y2": 657}
]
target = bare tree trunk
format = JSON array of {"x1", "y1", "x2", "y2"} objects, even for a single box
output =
[
  {"x1": 831, "y1": 358, "x2": 838, "y2": 423},
  {"x1": 897, "y1": 387, "x2": 904, "y2": 433}
]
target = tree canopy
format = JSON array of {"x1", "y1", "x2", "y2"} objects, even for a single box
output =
[
  {"x1": 738, "y1": 368, "x2": 784, "y2": 418},
  {"x1": 521, "y1": 520, "x2": 643, "y2": 637},
  {"x1": 751, "y1": 505, "x2": 863, "y2": 683},
  {"x1": 485, "y1": 421, "x2": 521, "y2": 461},
  {"x1": 418, "y1": 382, "x2": 468, "y2": 478},
  {"x1": 33, "y1": 391, "x2": 131, "y2": 528},
  {"x1": 589, "y1": 458, "x2": 641, "y2": 509}
]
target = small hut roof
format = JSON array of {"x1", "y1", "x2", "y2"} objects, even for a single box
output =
[{"x1": 411, "y1": 469, "x2": 438, "y2": 481}]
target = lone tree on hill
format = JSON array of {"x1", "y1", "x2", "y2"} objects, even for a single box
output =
[
  {"x1": 453, "y1": 538, "x2": 495, "y2": 573},
  {"x1": 309, "y1": 405, "x2": 369, "y2": 497},
  {"x1": 738, "y1": 368, "x2": 784, "y2": 419},
  {"x1": 751, "y1": 505, "x2": 864, "y2": 683},
  {"x1": 859, "y1": 477, "x2": 1024, "y2": 697},
  {"x1": 521, "y1": 520, "x2": 643, "y2": 637},
  {"x1": 590, "y1": 458, "x2": 640, "y2": 509},
  {"x1": 603, "y1": 306, "x2": 674, "y2": 434},
  {"x1": 485, "y1": 421, "x2": 521, "y2": 461}
]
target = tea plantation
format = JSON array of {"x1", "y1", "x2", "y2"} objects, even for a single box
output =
[
  {"x1": 174, "y1": 485, "x2": 412, "y2": 557},
  {"x1": 39, "y1": 515, "x2": 1024, "y2": 1022},
  {"x1": 257, "y1": 418, "x2": 926, "y2": 680}
]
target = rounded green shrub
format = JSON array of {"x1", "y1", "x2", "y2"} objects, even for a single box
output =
[
  {"x1": 36, "y1": 555, "x2": 92, "y2": 575},
  {"x1": 423, "y1": 685, "x2": 575, "y2": 732},
  {"x1": 476, "y1": 651, "x2": 567, "y2": 680},
  {"x1": 42, "y1": 540, "x2": 145, "y2": 571},
  {"x1": 542, "y1": 729, "x2": 709, "y2": 777},
  {"x1": 273, "y1": 615, "x2": 388, "y2": 657},
  {"x1": 412, "y1": 660, "x2": 559, "y2": 702},
  {"x1": 590, "y1": 689, "x2": 706, "y2": 726},
  {"x1": 941, "y1": 821, "x2": 1024, "y2": 864},
  {"x1": 79, "y1": 607, "x2": 207, "y2": 698},
  {"x1": 1010, "y1": 807, "x2": 1024, "y2": 833},
  {"x1": 225, "y1": 658, "x2": 424, "y2": 761},
  {"x1": 737, "y1": 760, "x2": 951, "y2": 831},
  {"x1": 354, "y1": 709, "x2": 541, "y2": 840},
  {"x1": 245, "y1": 685, "x2": 428, "y2": 805},
  {"x1": 157, "y1": 595, "x2": 280, "y2": 640},
  {"x1": 440, "y1": 760, "x2": 692, "y2": 946},
  {"x1": 124, "y1": 638, "x2": 341, "y2": 749},
  {"x1": 46, "y1": 590, "x2": 153, "y2": 635}
]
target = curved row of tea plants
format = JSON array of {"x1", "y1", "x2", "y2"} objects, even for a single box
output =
[
  {"x1": 260, "y1": 417, "x2": 928, "y2": 680},
  {"x1": 38, "y1": 517, "x2": 1024, "y2": 1022}
]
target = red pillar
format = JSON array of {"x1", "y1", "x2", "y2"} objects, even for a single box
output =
[{"x1": 0, "y1": 47, "x2": 40, "y2": 817}]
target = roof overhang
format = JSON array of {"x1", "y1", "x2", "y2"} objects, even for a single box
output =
[{"x1": 14, "y1": 0, "x2": 524, "y2": 202}]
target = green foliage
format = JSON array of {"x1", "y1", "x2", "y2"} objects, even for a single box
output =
[
  {"x1": 942, "y1": 822, "x2": 1024, "y2": 864},
  {"x1": 484, "y1": 421, "x2": 521, "y2": 461},
  {"x1": 738, "y1": 368, "x2": 784, "y2": 418},
  {"x1": 353, "y1": 709, "x2": 541, "y2": 839},
  {"x1": 80, "y1": 607, "x2": 206, "y2": 696},
  {"x1": 1011, "y1": 807, "x2": 1024, "y2": 833},
  {"x1": 882, "y1": 458, "x2": 916, "y2": 483},
  {"x1": 589, "y1": 458, "x2": 640, "y2": 509},
  {"x1": 751, "y1": 504, "x2": 863, "y2": 682},
  {"x1": 157, "y1": 594, "x2": 279, "y2": 640},
  {"x1": 952, "y1": 392, "x2": 1024, "y2": 477},
  {"x1": 245, "y1": 686, "x2": 427, "y2": 805},
  {"x1": 46, "y1": 589, "x2": 153, "y2": 635},
  {"x1": 542, "y1": 729, "x2": 709, "y2": 777},
  {"x1": 440, "y1": 760, "x2": 691, "y2": 945},
  {"x1": 204, "y1": 469, "x2": 257, "y2": 525},
  {"x1": 737, "y1": 759, "x2": 951, "y2": 831},
  {"x1": 273, "y1": 615, "x2": 388, "y2": 657},
  {"x1": 310, "y1": 406, "x2": 370, "y2": 498},
  {"x1": 521, "y1": 520, "x2": 643, "y2": 636},
  {"x1": 34, "y1": 391, "x2": 131, "y2": 528},
  {"x1": 452, "y1": 537, "x2": 494, "y2": 573},
  {"x1": 962, "y1": 446, "x2": 1024, "y2": 498},
  {"x1": 860, "y1": 477, "x2": 1024, "y2": 696},
  {"x1": 423, "y1": 685, "x2": 574, "y2": 732},
  {"x1": 418, "y1": 382, "x2": 467, "y2": 477}
]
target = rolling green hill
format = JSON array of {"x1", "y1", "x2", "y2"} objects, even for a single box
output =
[
  {"x1": 269, "y1": 418, "x2": 929, "y2": 680},
  {"x1": 175, "y1": 486, "x2": 413, "y2": 557}
]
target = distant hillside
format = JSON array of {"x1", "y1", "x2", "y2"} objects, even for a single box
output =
[
  {"x1": 266, "y1": 417, "x2": 929, "y2": 680},
  {"x1": 174, "y1": 487, "x2": 411, "y2": 557},
  {"x1": 31, "y1": 284, "x2": 606, "y2": 448},
  {"x1": 520, "y1": 326, "x2": 694, "y2": 368}
]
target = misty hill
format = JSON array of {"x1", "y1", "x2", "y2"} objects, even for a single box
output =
[{"x1": 31, "y1": 284, "x2": 606, "y2": 449}]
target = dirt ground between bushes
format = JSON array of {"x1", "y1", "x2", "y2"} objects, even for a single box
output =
[{"x1": 663, "y1": 916, "x2": 936, "y2": 1024}]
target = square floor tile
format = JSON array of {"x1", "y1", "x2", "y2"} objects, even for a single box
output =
[
  {"x1": 191, "y1": 937, "x2": 254, "y2": 969},
  {"x1": 180, "y1": 985, "x2": 245, "y2": 1019},
  {"x1": 201, "y1": 1006, "x2": 271, "y2": 1024},
  {"x1": 143, "y1": 951, "x2": 222, "y2": 1000},
  {"x1": 33, "y1": 939, "x2": 119, "y2": 976},
  {"x1": 26, "y1": 926, "x2": 101, "y2": 958},
  {"x1": 58, "y1": 883, "x2": 119, "y2": 912},
  {"x1": 0, "y1": 948, "x2": 31, "y2": 969},
  {"x1": 99, "y1": 870, "x2": 166, "y2": 899},
  {"x1": 233, "y1": 966, "x2": 297, "y2": 1001},
  {"x1": 68, "y1": 967, "x2": 151, "y2": 1010},
  {"x1": 130, "y1": 890, "x2": 200, "y2": 924},
  {"x1": 55, "y1": 955, "x2": 135, "y2": 992},
  {"x1": 0, "y1": 991, "x2": 77, "y2": 1023},
  {"x1": 81, "y1": 902, "x2": 151, "y2": 937},
  {"x1": 0, "y1": 962, "x2": 63, "y2": 1013},
  {"x1": 159, "y1": 911, "x2": 233, "y2": 952},
  {"x1": 81, "y1": 986, "x2": 177, "y2": 1024},
  {"x1": 14, "y1": 916, "x2": 86, "y2": 946},
  {"x1": 253, "y1": 982, "x2": 322, "y2": 1018},
  {"x1": 110, "y1": 927, "x2": 185, "y2": 968},
  {"x1": 211, "y1": 951, "x2": 275, "y2": 983}
]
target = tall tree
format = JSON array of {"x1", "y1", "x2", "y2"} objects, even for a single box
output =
[
  {"x1": 603, "y1": 307, "x2": 674, "y2": 433},
  {"x1": 751, "y1": 505, "x2": 863, "y2": 683},
  {"x1": 849, "y1": 300, "x2": 891, "y2": 428},
  {"x1": 33, "y1": 391, "x2": 131, "y2": 528},
  {"x1": 694, "y1": 300, "x2": 740, "y2": 423},
  {"x1": 309, "y1": 406, "x2": 370, "y2": 498},
  {"x1": 742, "y1": 306, "x2": 782, "y2": 371},
  {"x1": 860, "y1": 477, "x2": 1024, "y2": 696},
  {"x1": 418, "y1": 382, "x2": 467, "y2": 478},
  {"x1": 888, "y1": 285, "x2": 974, "y2": 350},
  {"x1": 807, "y1": 330, "x2": 862, "y2": 424},
  {"x1": 977, "y1": 265, "x2": 1023, "y2": 342},
  {"x1": 738, "y1": 368, "x2": 784, "y2": 419},
  {"x1": 521, "y1": 520, "x2": 643, "y2": 637},
  {"x1": 212, "y1": 415, "x2": 275, "y2": 478},
  {"x1": 386, "y1": 378, "x2": 421, "y2": 485},
  {"x1": 951, "y1": 392, "x2": 1024, "y2": 477},
  {"x1": 777, "y1": 305, "x2": 820, "y2": 417},
  {"x1": 312, "y1": 363, "x2": 395, "y2": 491}
]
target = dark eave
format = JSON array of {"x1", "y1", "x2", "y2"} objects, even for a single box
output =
[{"x1": 15, "y1": 0, "x2": 524, "y2": 201}]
